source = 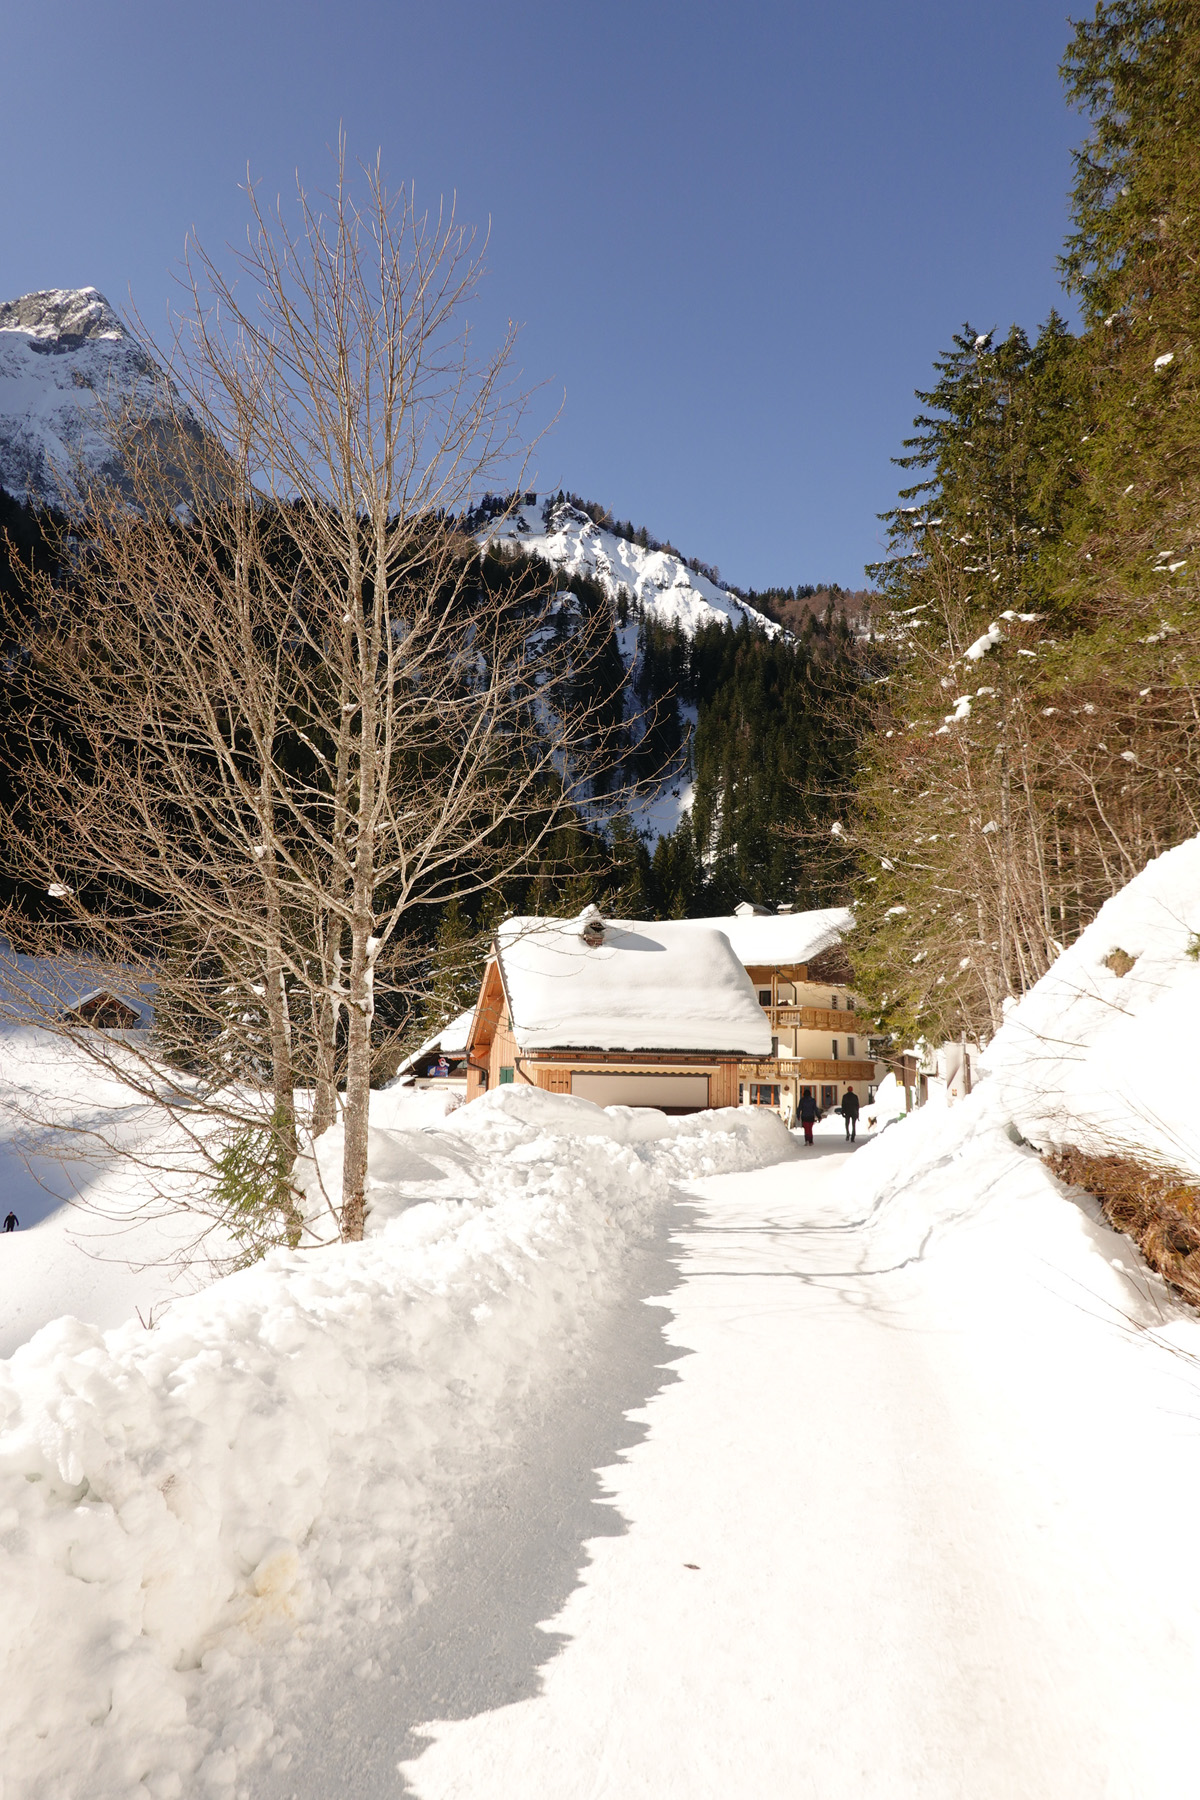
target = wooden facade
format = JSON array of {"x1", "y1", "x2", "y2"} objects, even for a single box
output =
[
  {"x1": 463, "y1": 911, "x2": 885, "y2": 1121},
  {"x1": 61, "y1": 990, "x2": 142, "y2": 1030},
  {"x1": 735, "y1": 943, "x2": 886, "y2": 1114}
]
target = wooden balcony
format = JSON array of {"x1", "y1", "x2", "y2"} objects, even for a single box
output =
[
  {"x1": 768, "y1": 1005, "x2": 858, "y2": 1031},
  {"x1": 739, "y1": 1057, "x2": 878, "y2": 1083}
]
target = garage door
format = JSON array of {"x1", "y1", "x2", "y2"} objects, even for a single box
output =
[{"x1": 570, "y1": 1073, "x2": 710, "y2": 1111}]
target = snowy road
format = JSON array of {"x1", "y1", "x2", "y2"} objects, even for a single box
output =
[
  {"x1": 248, "y1": 1111, "x2": 1200, "y2": 1799},
  {"x1": 392, "y1": 1122, "x2": 1200, "y2": 1800}
]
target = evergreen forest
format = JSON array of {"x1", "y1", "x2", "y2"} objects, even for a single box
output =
[{"x1": 846, "y1": 0, "x2": 1200, "y2": 1049}]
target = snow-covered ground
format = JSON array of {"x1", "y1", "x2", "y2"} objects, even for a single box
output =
[
  {"x1": 484, "y1": 501, "x2": 778, "y2": 640},
  {"x1": 0, "y1": 1029, "x2": 223, "y2": 1359},
  {"x1": 385, "y1": 1102, "x2": 1200, "y2": 1799},
  {"x1": 6, "y1": 840, "x2": 1200, "y2": 1798},
  {"x1": 0, "y1": 1083, "x2": 789, "y2": 1799},
  {"x1": 983, "y1": 833, "x2": 1200, "y2": 1177}
]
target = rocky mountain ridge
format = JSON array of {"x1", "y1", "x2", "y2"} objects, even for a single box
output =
[
  {"x1": 481, "y1": 497, "x2": 779, "y2": 640},
  {"x1": 0, "y1": 287, "x2": 196, "y2": 508},
  {"x1": 0, "y1": 290, "x2": 785, "y2": 648}
]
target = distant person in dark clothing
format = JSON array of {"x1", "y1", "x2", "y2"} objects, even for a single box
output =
[
  {"x1": 2, "y1": 1211, "x2": 17, "y2": 1232},
  {"x1": 840, "y1": 1089, "x2": 860, "y2": 1142},
  {"x1": 798, "y1": 1091, "x2": 819, "y2": 1146}
]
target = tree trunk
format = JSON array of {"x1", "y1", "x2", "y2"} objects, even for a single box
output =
[
  {"x1": 340, "y1": 917, "x2": 375, "y2": 1240},
  {"x1": 311, "y1": 914, "x2": 343, "y2": 1139}
]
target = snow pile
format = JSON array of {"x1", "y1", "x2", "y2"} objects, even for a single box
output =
[
  {"x1": 494, "y1": 914, "x2": 772, "y2": 1055},
  {"x1": 0, "y1": 288, "x2": 197, "y2": 508},
  {"x1": 867, "y1": 1070, "x2": 908, "y2": 1125},
  {"x1": 0, "y1": 1087, "x2": 792, "y2": 1799},
  {"x1": 830, "y1": 1071, "x2": 1178, "y2": 1362},
  {"x1": 983, "y1": 835, "x2": 1200, "y2": 1177},
  {"x1": 484, "y1": 501, "x2": 779, "y2": 640}
]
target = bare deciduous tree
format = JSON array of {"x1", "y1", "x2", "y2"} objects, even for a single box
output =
[{"x1": 0, "y1": 145, "x2": 632, "y2": 1244}]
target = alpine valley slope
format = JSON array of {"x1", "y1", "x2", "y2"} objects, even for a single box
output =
[
  {"x1": 0, "y1": 287, "x2": 779, "y2": 652},
  {"x1": 483, "y1": 498, "x2": 780, "y2": 640},
  {"x1": 0, "y1": 288, "x2": 802, "y2": 860}
]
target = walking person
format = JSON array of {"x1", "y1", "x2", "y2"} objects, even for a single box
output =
[
  {"x1": 3, "y1": 1210, "x2": 17, "y2": 1232},
  {"x1": 840, "y1": 1088, "x2": 860, "y2": 1143},
  {"x1": 798, "y1": 1089, "x2": 819, "y2": 1146}
]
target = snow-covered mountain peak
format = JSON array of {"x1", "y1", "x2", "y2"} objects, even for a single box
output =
[
  {"x1": 0, "y1": 287, "x2": 126, "y2": 345},
  {"x1": 484, "y1": 497, "x2": 780, "y2": 640},
  {"x1": 0, "y1": 285, "x2": 182, "y2": 508}
]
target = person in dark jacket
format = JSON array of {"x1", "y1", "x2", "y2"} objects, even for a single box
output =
[
  {"x1": 798, "y1": 1090, "x2": 819, "y2": 1145},
  {"x1": 2, "y1": 1211, "x2": 17, "y2": 1232},
  {"x1": 840, "y1": 1089, "x2": 861, "y2": 1142}
]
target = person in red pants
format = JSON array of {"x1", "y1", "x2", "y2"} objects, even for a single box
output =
[{"x1": 798, "y1": 1089, "x2": 819, "y2": 1145}]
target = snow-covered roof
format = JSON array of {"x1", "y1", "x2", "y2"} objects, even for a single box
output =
[
  {"x1": 677, "y1": 907, "x2": 854, "y2": 971},
  {"x1": 493, "y1": 913, "x2": 772, "y2": 1055},
  {"x1": 66, "y1": 987, "x2": 141, "y2": 1015},
  {"x1": 390, "y1": 1009, "x2": 474, "y2": 1082},
  {"x1": 0, "y1": 947, "x2": 154, "y2": 1026}
]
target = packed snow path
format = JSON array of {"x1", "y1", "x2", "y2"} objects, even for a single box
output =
[{"x1": 253, "y1": 1116, "x2": 1200, "y2": 1799}]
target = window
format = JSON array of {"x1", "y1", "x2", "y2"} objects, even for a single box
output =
[
  {"x1": 758, "y1": 989, "x2": 771, "y2": 1006},
  {"x1": 846, "y1": 996, "x2": 855, "y2": 1013},
  {"x1": 771, "y1": 1036, "x2": 779, "y2": 1060},
  {"x1": 832, "y1": 1039, "x2": 839, "y2": 1061},
  {"x1": 499, "y1": 1065, "x2": 515, "y2": 1085},
  {"x1": 831, "y1": 994, "x2": 839, "y2": 1009},
  {"x1": 868, "y1": 1084, "x2": 877, "y2": 1102},
  {"x1": 821, "y1": 1085, "x2": 836, "y2": 1110},
  {"x1": 847, "y1": 1037, "x2": 856, "y2": 1057},
  {"x1": 749, "y1": 1083, "x2": 780, "y2": 1108}
]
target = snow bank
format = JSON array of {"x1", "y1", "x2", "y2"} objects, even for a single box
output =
[
  {"x1": 983, "y1": 835, "x2": 1200, "y2": 1177},
  {"x1": 868, "y1": 1070, "x2": 908, "y2": 1126},
  {"x1": 0, "y1": 1089, "x2": 792, "y2": 1799},
  {"x1": 0, "y1": 1029, "x2": 226, "y2": 1358}
]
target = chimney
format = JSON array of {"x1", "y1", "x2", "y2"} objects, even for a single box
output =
[{"x1": 578, "y1": 904, "x2": 606, "y2": 949}]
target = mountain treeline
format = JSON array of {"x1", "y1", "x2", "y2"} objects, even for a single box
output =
[
  {"x1": 0, "y1": 489, "x2": 866, "y2": 1049},
  {"x1": 414, "y1": 595, "x2": 867, "y2": 1029},
  {"x1": 848, "y1": 0, "x2": 1200, "y2": 1047}
]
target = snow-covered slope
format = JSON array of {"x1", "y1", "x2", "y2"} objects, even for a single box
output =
[
  {"x1": 485, "y1": 500, "x2": 779, "y2": 639},
  {"x1": 0, "y1": 288, "x2": 198, "y2": 508},
  {"x1": 983, "y1": 835, "x2": 1200, "y2": 1177}
]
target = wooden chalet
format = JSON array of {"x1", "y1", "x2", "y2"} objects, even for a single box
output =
[
  {"x1": 678, "y1": 904, "x2": 885, "y2": 1115},
  {"x1": 60, "y1": 988, "x2": 143, "y2": 1029},
  {"x1": 464, "y1": 909, "x2": 771, "y2": 1113}
]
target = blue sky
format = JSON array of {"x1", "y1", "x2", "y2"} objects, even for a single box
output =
[{"x1": 2, "y1": 1, "x2": 1082, "y2": 589}]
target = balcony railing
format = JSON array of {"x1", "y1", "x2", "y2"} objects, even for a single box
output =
[
  {"x1": 739, "y1": 1056, "x2": 878, "y2": 1082},
  {"x1": 767, "y1": 1005, "x2": 857, "y2": 1031}
]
